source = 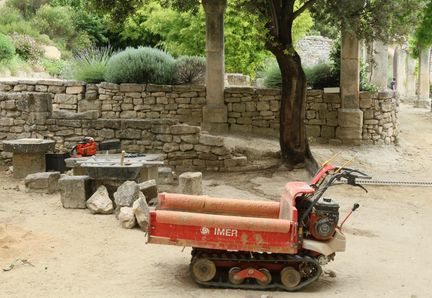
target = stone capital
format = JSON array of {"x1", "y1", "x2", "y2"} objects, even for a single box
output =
[{"x1": 202, "y1": 0, "x2": 227, "y2": 14}]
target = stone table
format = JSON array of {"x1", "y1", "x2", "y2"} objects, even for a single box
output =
[
  {"x1": 65, "y1": 153, "x2": 164, "y2": 197},
  {"x1": 3, "y1": 138, "x2": 55, "y2": 179}
]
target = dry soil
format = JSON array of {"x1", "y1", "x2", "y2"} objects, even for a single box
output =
[{"x1": 1, "y1": 104, "x2": 431, "y2": 298}]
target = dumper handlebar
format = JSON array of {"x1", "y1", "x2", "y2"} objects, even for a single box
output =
[{"x1": 300, "y1": 165, "x2": 371, "y2": 226}]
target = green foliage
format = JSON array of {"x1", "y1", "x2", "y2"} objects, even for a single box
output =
[
  {"x1": 87, "y1": 0, "x2": 142, "y2": 22},
  {"x1": 10, "y1": 33, "x2": 44, "y2": 62},
  {"x1": 6, "y1": 0, "x2": 49, "y2": 18},
  {"x1": 174, "y1": 56, "x2": 206, "y2": 84},
  {"x1": 411, "y1": 1, "x2": 432, "y2": 57},
  {"x1": 0, "y1": 6, "x2": 51, "y2": 43},
  {"x1": 33, "y1": 5, "x2": 75, "y2": 40},
  {"x1": 143, "y1": 3, "x2": 272, "y2": 78},
  {"x1": 67, "y1": 46, "x2": 113, "y2": 83},
  {"x1": 33, "y1": 4, "x2": 94, "y2": 52},
  {"x1": 0, "y1": 34, "x2": 16, "y2": 62},
  {"x1": 360, "y1": 62, "x2": 379, "y2": 92},
  {"x1": 0, "y1": 55, "x2": 32, "y2": 76},
  {"x1": 263, "y1": 61, "x2": 339, "y2": 89},
  {"x1": 304, "y1": 63, "x2": 339, "y2": 89},
  {"x1": 311, "y1": 0, "x2": 426, "y2": 43},
  {"x1": 263, "y1": 63, "x2": 282, "y2": 88},
  {"x1": 40, "y1": 58, "x2": 69, "y2": 77},
  {"x1": 105, "y1": 47, "x2": 176, "y2": 84}
]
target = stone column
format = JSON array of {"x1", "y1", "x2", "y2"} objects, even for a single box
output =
[
  {"x1": 370, "y1": 41, "x2": 389, "y2": 91},
  {"x1": 337, "y1": 30, "x2": 363, "y2": 145},
  {"x1": 416, "y1": 48, "x2": 431, "y2": 108},
  {"x1": 202, "y1": 0, "x2": 228, "y2": 133},
  {"x1": 393, "y1": 45, "x2": 408, "y2": 100},
  {"x1": 405, "y1": 55, "x2": 417, "y2": 102}
]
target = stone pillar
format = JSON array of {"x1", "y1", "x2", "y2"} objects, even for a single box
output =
[
  {"x1": 416, "y1": 48, "x2": 431, "y2": 108},
  {"x1": 337, "y1": 30, "x2": 363, "y2": 145},
  {"x1": 202, "y1": 0, "x2": 228, "y2": 133},
  {"x1": 405, "y1": 55, "x2": 417, "y2": 102},
  {"x1": 370, "y1": 41, "x2": 389, "y2": 91},
  {"x1": 393, "y1": 45, "x2": 408, "y2": 100}
]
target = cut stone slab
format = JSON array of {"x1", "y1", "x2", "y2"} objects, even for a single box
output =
[
  {"x1": 133, "y1": 194, "x2": 150, "y2": 231},
  {"x1": 59, "y1": 176, "x2": 92, "y2": 209},
  {"x1": 3, "y1": 139, "x2": 55, "y2": 179},
  {"x1": 86, "y1": 185, "x2": 114, "y2": 214},
  {"x1": 25, "y1": 172, "x2": 60, "y2": 194},
  {"x1": 179, "y1": 172, "x2": 202, "y2": 195},
  {"x1": 157, "y1": 167, "x2": 174, "y2": 185},
  {"x1": 118, "y1": 207, "x2": 136, "y2": 229},
  {"x1": 138, "y1": 179, "x2": 158, "y2": 203},
  {"x1": 114, "y1": 181, "x2": 140, "y2": 209}
]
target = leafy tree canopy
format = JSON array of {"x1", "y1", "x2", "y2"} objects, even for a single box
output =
[{"x1": 411, "y1": 0, "x2": 432, "y2": 57}]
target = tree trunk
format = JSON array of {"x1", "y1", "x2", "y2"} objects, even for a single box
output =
[{"x1": 271, "y1": 48, "x2": 318, "y2": 173}]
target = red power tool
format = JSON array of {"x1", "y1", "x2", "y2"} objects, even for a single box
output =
[{"x1": 71, "y1": 137, "x2": 97, "y2": 157}]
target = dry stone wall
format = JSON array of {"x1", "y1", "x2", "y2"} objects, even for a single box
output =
[
  {"x1": 0, "y1": 92, "x2": 246, "y2": 171},
  {"x1": 0, "y1": 79, "x2": 399, "y2": 147},
  {"x1": 305, "y1": 91, "x2": 399, "y2": 145}
]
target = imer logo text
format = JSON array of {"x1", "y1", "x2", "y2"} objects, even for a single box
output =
[{"x1": 200, "y1": 226, "x2": 238, "y2": 237}]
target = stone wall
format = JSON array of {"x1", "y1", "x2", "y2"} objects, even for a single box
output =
[
  {"x1": 0, "y1": 80, "x2": 206, "y2": 127},
  {"x1": 225, "y1": 87, "x2": 280, "y2": 136},
  {"x1": 297, "y1": 36, "x2": 334, "y2": 67},
  {"x1": 0, "y1": 92, "x2": 246, "y2": 171},
  {"x1": 305, "y1": 91, "x2": 399, "y2": 145},
  {"x1": 0, "y1": 79, "x2": 399, "y2": 147}
]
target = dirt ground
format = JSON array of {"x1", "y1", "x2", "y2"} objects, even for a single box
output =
[{"x1": 1, "y1": 104, "x2": 431, "y2": 298}]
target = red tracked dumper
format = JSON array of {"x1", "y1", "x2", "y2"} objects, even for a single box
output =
[{"x1": 147, "y1": 165, "x2": 370, "y2": 291}]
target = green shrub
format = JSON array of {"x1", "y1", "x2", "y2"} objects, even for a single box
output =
[
  {"x1": 33, "y1": 5, "x2": 75, "y2": 40},
  {"x1": 174, "y1": 56, "x2": 205, "y2": 84},
  {"x1": 0, "y1": 6, "x2": 50, "y2": 43},
  {"x1": 67, "y1": 46, "x2": 113, "y2": 83},
  {"x1": 10, "y1": 33, "x2": 44, "y2": 62},
  {"x1": 40, "y1": 58, "x2": 69, "y2": 77},
  {"x1": 263, "y1": 63, "x2": 282, "y2": 88},
  {"x1": 360, "y1": 62, "x2": 379, "y2": 92},
  {"x1": 0, "y1": 55, "x2": 32, "y2": 76},
  {"x1": 105, "y1": 47, "x2": 176, "y2": 84},
  {"x1": 6, "y1": 0, "x2": 49, "y2": 18},
  {"x1": 0, "y1": 34, "x2": 16, "y2": 62},
  {"x1": 304, "y1": 63, "x2": 339, "y2": 89}
]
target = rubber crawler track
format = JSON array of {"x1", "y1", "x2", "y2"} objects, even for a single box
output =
[{"x1": 190, "y1": 248, "x2": 322, "y2": 292}]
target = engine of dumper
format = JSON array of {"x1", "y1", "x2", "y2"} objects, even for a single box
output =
[{"x1": 298, "y1": 197, "x2": 340, "y2": 241}]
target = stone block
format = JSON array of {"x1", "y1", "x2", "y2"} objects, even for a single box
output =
[
  {"x1": 86, "y1": 185, "x2": 114, "y2": 214},
  {"x1": 199, "y1": 134, "x2": 224, "y2": 147},
  {"x1": 118, "y1": 207, "x2": 137, "y2": 229},
  {"x1": 157, "y1": 167, "x2": 174, "y2": 184},
  {"x1": 306, "y1": 125, "x2": 321, "y2": 137},
  {"x1": 171, "y1": 124, "x2": 201, "y2": 134},
  {"x1": 25, "y1": 172, "x2": 61, "y2": 193},
  {"x1": 59, "y1": 176, "x2": 92, "y2": 209},
  {"x1": 323, "y1": 93, "x2": 341, "y2": 103},
  {"x1": 338, "y1": 109, "x2": 363, "y2": 128},
  {"x1": 12, "y1": 152, "x2": 46, "y2": 179},
  {"x1": 133, "y1": 195, "x2": 150, "y2": 231},
  {"x1": 138, "y1": 179, "x2": 158, "y2": 201},
  {"x1": 66, "y1": 86, "x2": 85, "y2": 94},
  {"x1": 179, "y1": 172, "x2": 202, "y2": 195},
  {"x1": 114, "y1": 181, "x2": 140, "y2": 209},
  {"x1": 321, "y1": 126, "x2": 335, "y2": 139},
  {"x1": 223, "y1": 156, "x2": 247, "y2": 168},
  {"x1": 336, "y1": 126, "x2": 362, "y2": 141},
  {"x1": 359, "y1": 97, "x2": 372, "y2": 109},
  {"x1": 202, "y1": 105, "x2": 227, "y2": 123}
]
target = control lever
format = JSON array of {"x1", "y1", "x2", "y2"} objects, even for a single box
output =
[
  {"x1": 339, "y1": 203, "x2": 360, "y2": 231},
  {"x1": 347, "y1": 175, "x2": 368, "y2": 193}
]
